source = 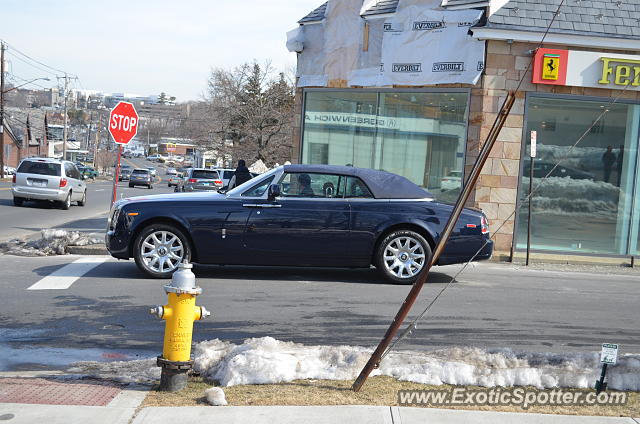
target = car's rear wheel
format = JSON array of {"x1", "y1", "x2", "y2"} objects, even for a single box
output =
[
  {"x1": 129, "y1": 183, "x2": 134, "y2": 188},
  {"x1": 375, "y1": 230, "x2": 431, "y2": 284},
  {"x1": 13, "y1": 197, "x2": 23, "y2": 207},
  {"x1": 134, "y1": 223, "x2": 191, "y2": 279},
  {"x1": 60, "y1": 193, "x2": 71, "y2": 210}
]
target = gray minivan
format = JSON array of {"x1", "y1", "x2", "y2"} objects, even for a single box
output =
[{"x1": 12, "y1": 158, "x2": 87, "y2": 209}]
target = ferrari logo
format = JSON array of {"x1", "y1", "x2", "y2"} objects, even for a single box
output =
[{"x1": 542, "y1": 54, "x2": 560, "y2": 80}]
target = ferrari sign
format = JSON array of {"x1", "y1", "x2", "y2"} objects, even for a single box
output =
[
  {"x1": 109, "y1": 101, "x2": 139, "y2": 145},
  {"x1": 533, "y1": 48, "x2": 640, "y2": 91}
]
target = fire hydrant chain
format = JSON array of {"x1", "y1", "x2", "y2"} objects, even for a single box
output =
[{"x1": 150, "y1": 260, "x2": 210, "y2": 392}]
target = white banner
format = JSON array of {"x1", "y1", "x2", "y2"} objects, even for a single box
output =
[{"x1": 380, "y1": 2, "x2": 484, "y2": 86}]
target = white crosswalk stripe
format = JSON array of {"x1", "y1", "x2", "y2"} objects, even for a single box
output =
[{"x1": 27, "y1": 257, "x2": 107, "y2": 290}]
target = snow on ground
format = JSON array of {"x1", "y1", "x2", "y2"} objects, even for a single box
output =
[
  {"x1": 66, "y1": 337, "x2": 640, "y2": 390},
  {"x1": 0, "y1": 229, "x2": 102, "y2": 256}
]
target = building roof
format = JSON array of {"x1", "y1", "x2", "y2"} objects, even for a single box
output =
[
  {"x1": 283, "y1": 164, "x2": 432, "y2": 199},
  {"x1": 298, "y1": 2, "x2": 328, "y2": 23},
  {"x1": 480, "y1": 0, "x2": 640, "y2": 40}
]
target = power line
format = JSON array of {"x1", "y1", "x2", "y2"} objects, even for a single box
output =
[
  {"x1": 4, "y1": 50, "x2": 59, "y2": 78},
  {"x1": 1, "y1": 40, "x2": 70, "y2": 76}
]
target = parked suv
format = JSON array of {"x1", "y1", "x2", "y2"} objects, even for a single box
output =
[
  {"x1": 175, "y1": 168, "x2": 222, "y2": 192},
  {"x1": 12, "y1": 158, "x2": 87, "y2": 209},
  {"x1": 129, "y1": 168, "x2": 153, "y2": 189}
]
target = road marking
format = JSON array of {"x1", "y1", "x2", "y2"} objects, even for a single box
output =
[
  {"x1": 0, "y1": 188, "x2": 11, "y2": 191},
  {"x1": 27, "y1": 257, "x2": 107, "y2": 290},
  {"x1": 94, "y1": 189, "x2": 105, "y2": 192}
]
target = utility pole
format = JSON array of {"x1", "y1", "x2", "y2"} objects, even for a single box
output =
[
  {"x1": 85, "y1": 111, "x2": 94, "y2": 151},
  {"x1": 62, "y1": 73, "x2": 69, "y2": 161},
  {"x1": 0, "y1": 42, "x2": 5, "y2": 179},
  {"x1": 93, "y1": 113, "x2": 102, "y2": 169}
]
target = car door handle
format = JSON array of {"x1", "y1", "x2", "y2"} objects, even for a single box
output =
[{"x1": 242, "y1": 203, "x2": 282, "y2": 208}]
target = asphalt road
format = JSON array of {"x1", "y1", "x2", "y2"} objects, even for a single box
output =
[
  {"x1": 0, "y1": 253, "x2": 638, "y2": 371},
  {"x1": 0, "y1": 157, "x2": 174, "y2": 241}
]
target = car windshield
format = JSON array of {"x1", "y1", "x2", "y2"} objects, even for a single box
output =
[
  {"x1": 191, "y1": 170, "x2": 218, "y2": 179},
  {"x1": 227, "y1": 167, "x2": 279, "y2": 196},
  {"x1": 17, "y1": 161, "x2": 61, "y2": 176}
]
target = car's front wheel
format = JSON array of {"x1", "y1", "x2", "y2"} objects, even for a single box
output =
[
  {"x1": 133, "y1": 223, "x2": 191, "y2": 278},
  {"x1": 78, "y1": 190, "x2": 87, "y2": 206},
  {"x1": 375, "y1": 230, "x2": 432, "y2": 284},
  {"x1": 60, "y1": 193, "x2": 71, "y2": 210}
]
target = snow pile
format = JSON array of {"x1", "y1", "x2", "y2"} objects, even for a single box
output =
[
  {"x1": 192, "y1": 337, "x2": 640, "y2": 391},
  {"x1": 249, "y1": 159, "x2": 269, "y2": 174},
  {"x1": 525, "y1": 177, "x2": 620, "y2": 217},
  {"x1": 536, "y1": 145, "x2": 607, "y2": 171},
  {"x1": 0, "y1": 230, "x2": 102, "y2": 256},
  {"x1": 205, "y1": 387, "x2": 228, "y2": 406}
]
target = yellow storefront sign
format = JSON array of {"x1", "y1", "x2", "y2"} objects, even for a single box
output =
[
  {"x1": 599, "y1": 57, "x2": 640, "y2": 86},
  {"x1": 541, "y1": 54, "x2": 560, "y2": 80}
]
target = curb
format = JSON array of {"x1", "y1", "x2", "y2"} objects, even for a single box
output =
[{"x1": 68, "y1": 244, "x2": 109, "y2": 255}]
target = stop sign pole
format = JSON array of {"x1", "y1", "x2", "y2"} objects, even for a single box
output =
[{"x1": 108, "y1": 101, "x2": 139, "y2": 205}]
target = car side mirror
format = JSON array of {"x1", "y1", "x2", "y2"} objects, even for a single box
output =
[{"x1": 267, "y1": 184, "x2": 281, "y2": 201}]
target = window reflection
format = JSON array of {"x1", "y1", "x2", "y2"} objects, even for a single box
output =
[
  {"x1": 517, "y1": 97, "x2": 639, "y2": 255},
  {"x1": 301, "y1": 90, "x2": 468, "y2": 202}
]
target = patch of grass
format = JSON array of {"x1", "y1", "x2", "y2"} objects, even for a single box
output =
[{"x1": 142, "y1": 375, "x2": 639, "y2": 417}]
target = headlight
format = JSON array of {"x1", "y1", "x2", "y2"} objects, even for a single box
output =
[{"x1": 108, "y1": 204, "x2": 123, "y2": 231}]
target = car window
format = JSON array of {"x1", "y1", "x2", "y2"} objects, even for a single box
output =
[
  {"x1": 132, "y1": 169, "x2": 149, "y2": 175},
  {"x1": 223, "y1": 170, "x2": 234, "y2": 179},
  {"x1": 241, "y1": 176, "x2": 275, "y2": 197},
  {"x1": 345, "y1": 177, "x2": 373, "y2": 198},
  {"x1": 279, "y1": 172, "x2": 345, "y2": 198},
  {"x1": 18, "y1": 161, "x2": 61, "y2": 176},
  {"x1": 191, "y1": 170, "x2": 219, "y2": 179}
]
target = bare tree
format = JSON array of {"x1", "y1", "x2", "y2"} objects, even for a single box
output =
[{"x1": 205, "y1": 61, "x2": 295, "y2": 166}]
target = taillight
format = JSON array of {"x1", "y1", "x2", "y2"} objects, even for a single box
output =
[
  {"x1": 214, "y1": 180, "x2": 222, "y2": 185},
  {"x1": 59, "y1": 178, "x2": 68, "y2": 188},
  {"x1": 12, "y1": 175, "x2": 16, "y2": 184},
  {"x1": 188, "y1": 178, "x2": 197, "y2": 183},
  {"x1": 481, "y1": 216, "x2": 489, "y2": 234}
]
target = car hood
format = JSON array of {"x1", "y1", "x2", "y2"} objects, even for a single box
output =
[{"x1": 115, "y1": 191, "x2": 226, "y2": 207}]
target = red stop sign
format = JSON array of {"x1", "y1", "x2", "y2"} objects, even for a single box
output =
[{"x1": 108, "y1": 101, "x2": 139, "y2": 145}]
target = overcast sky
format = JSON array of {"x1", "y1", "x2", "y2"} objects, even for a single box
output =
[{"x1": 1, "y1": 0, "x2": 321, "y2": 101}]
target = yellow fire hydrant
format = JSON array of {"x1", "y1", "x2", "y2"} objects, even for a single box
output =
[{"x1": 150, "y1": 261, "x2": 210, "y2": 391}]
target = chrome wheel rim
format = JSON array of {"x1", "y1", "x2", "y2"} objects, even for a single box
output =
[
  {"x1": 141, "y1": 231, "x2": 184, "y2": 274},
  {"x1": 383, "y1": 236, "x2": 426, "y2": 279},
  {"x1": 65, "y1": 194, "x2": 71, "y2": 208}
]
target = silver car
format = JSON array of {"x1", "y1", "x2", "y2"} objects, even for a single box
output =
[
  {"x1": 12, "y1": 158, "x2": 87, "y2": 209},
  {"x1": 129, "y1": 168, "x2": 153, "y2": 189},
  {"x1": 175, "y1": 168, "x2": 222, "y2": 192}
]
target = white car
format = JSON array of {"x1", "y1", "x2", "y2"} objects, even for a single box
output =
[
  {"x1": 12, "y1": 158, "x2": 87, "y2": 209},
  {"x1": 166, "y1": 168, "x2": 177, "y2": 176},
  {"x1": 3, "y1": 165, "x2": 16, "y2": 175},
  {"x1": 147, "y1": 167, "x2": 157, "y2": 177}
]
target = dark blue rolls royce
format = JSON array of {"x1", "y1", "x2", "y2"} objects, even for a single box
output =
[{"x1": 106, "y1": 165, "x2": 493, "y2": 283}]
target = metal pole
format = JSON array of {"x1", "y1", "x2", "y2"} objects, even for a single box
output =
[
  {"x1": 0, "y1": 42, "x2": 5, "y2": 179},
  {"x1": 526, "y1": 155, "x2": 534, "y2": 266},
  {"x1": 111, "y1": 144, "x2": 122, "y2": 206},
  {"x1": 352, "y1": 92, "x2": 516, "y2": 392}
]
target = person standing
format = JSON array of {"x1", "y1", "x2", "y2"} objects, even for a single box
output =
[
  {"x1": 227, "y1": 159, "x2": 252, "y2": 189},
  {"x1": 602, "y1": 145, "x2": 615, "y2": 183},
  {"x1": 616, "y1": 145, "x2": 624, "y2": 187}
]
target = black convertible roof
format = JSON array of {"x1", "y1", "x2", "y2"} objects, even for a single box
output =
[{"x1": 282, "y1": 164, "x2": 432, "y2": 199}]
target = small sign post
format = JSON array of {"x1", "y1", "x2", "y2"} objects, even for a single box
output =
[
  {"x1": 526, "y1": 130, "x2": 537, "y2": 266},
  {"x1": 596, "y1": 343, "x2": 618, "y2": 393},
  {"x1": 108, "y1": 101, "x2": 139, "y2": 206}
]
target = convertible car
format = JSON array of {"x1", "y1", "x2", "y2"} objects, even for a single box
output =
[{"x1": 106, "y1": 165, "x2": 493, "y2": 283}]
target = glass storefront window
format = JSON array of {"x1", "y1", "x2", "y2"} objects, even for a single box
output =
[
  {"x1": 301, "y1": 90, "x2": 469, "y2": 202},
  {"x1": 516, "y1": 96, "x2": 640, "y2": 255}
]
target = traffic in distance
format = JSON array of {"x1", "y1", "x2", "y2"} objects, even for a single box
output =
[{"x1": 105, "y1": 164, "x2": 493, "y2": 283}]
